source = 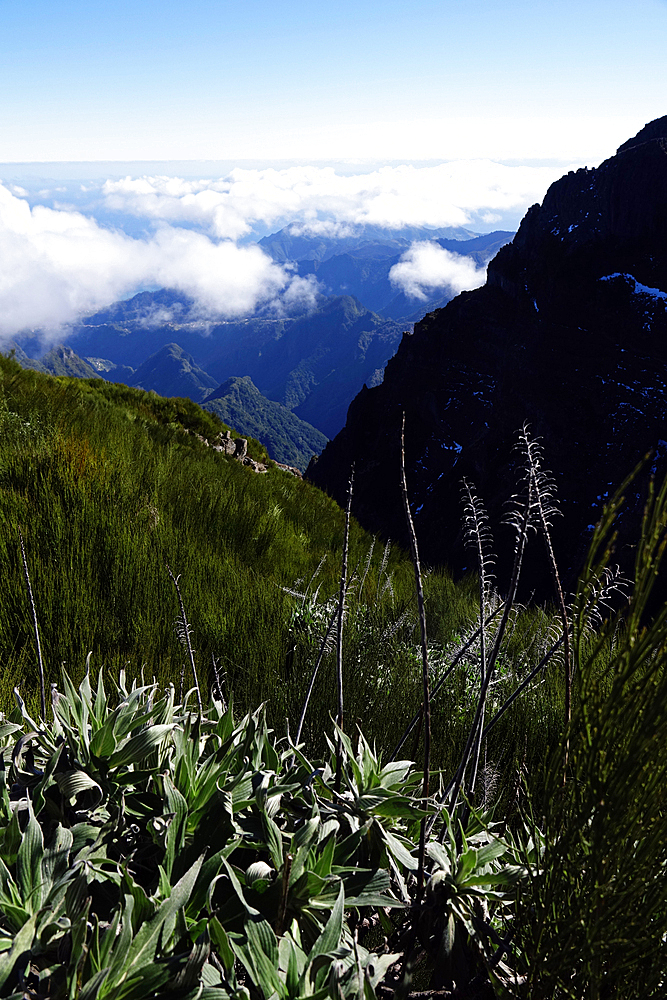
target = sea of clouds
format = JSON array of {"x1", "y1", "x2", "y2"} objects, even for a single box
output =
[{"x1": 0, "y1": 159, "x2": 571, "y2": 342}]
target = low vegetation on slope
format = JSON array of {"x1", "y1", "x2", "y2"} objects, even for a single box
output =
[
  {"x1": 0, "y1": 356, "x2": 473, "y2": 753},
  {"x1": 0, "y1": 468, "x2": 665, "y2": 997},
  {"x1": 2, "y1": 352, "x2": 666, "y2": 994},
  {"x1": 0, "y1": 354, "x2": 572, "y2": 785}
]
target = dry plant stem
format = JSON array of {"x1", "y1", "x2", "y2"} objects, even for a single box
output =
[
  {"x1": 18, "y1": 527, "x2": 46, "y2": 720},
  {"x1": 437, "y1": 481, "x2": 533, "y2": 832},
  {"x1": 334, "y1": 467, "x2": 354, "y2": 793},
  {"x1": 533, "y1": 468, "x2": 572, "y2": 731},
  {"x1": 166, "y1": 563, "x2": 202, "y2": 714},
  {"x1": 294, "y1": 605, "x2": 339, "y2": 747},
  {"x1": 400, "y1": 413, "x2": 430, "y2": 900},
  {"x1": 520, "y1": 426, "x2": 571, "y2": 758},
  {"x1": 461, "y1": 480, "x2": 490, "y2": 803},
  {"x1": 211, "y1": 653, "x2": 227, "y2": 711},
  {"x1": 358, "y1": 537, "x2": 375, "y2": 594},
  {"x1": 411, "y1": 707, "x2": 423, "y2": 762}
]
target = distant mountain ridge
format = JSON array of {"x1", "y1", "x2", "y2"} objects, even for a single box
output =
[
  {"x1": 228, "y1": 295, "x2": 405, "y2": 438},
  {"x1": 128, "y1": 343, "x2": 218, "y2": 403},
  {"x1": 62, "y1": 294, "x2": 405, "y2": 440},
  {"x1": 203, "y1": 376, "x2": 327, "y2": 471},
  {"x1": 259, "y1": 224, "x2": 513, "y2": 318},
  {"x1": 257, "y1": 222, "x2": 483, "y2": 264}
]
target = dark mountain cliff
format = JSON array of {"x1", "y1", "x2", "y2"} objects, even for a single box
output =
[{"x1": 306, "y1": 117, "x2": 667, "y2": 592}]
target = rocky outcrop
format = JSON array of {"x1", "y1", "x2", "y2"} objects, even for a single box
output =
[
  {"x1": 306, "y1": 117, "x2": 667, "y2": 594},
  {"x1": 186, "y1": 428, "x2": 267, "y2": 473},
  {"x1": 211, "y1": 430, "x2": 248, "y2": 459},
  {"x1": 203, "y1": 375, "x2": 327, "y2": 471}
]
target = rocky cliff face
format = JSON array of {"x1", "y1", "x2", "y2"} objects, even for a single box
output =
[{"x1": 306, "y1": 117, "x2": 667, "y2": 593}]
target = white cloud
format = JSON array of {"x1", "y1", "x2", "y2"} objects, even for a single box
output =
[
  {"x1": 0, "y1": 156, "x2": 572, "y2": 340},
  {"x1": 102, "y1": 160, "x2": 566, "y2": 239},
  {"x1": 0, "y1": 183, "x2": 299, "y2": 341},
  {"x1": 271, "y1": 274, "x2": 322, "y2": 316},
  {"x1": 389, "y1": 242, "x2": 487, "y2": 301}
]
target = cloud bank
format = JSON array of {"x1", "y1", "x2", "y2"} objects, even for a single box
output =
[
  {"x1": 389, "y1": 242, "x2": 487, "y2": 300},
  {"x1": 0, "y1": 158, "x2": 564, "y2": 340},
  {"x1": 101, "y1": 160, "x2": 564, "y2": 239},
  {"x1": 0, "y1": 183, "x2": 314, "y2": 340}
]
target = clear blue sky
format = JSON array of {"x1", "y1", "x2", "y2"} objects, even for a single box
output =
[{"x1": 1, "y1": 0, "x2": 666, "y2": 162}]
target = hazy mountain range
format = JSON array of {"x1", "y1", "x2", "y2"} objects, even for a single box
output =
[
  {"x1": 259, "y1": 224, "x2": 512, "y2": 319},
  {"x1": 9, "y1": 224, "x2": 510, "y2": 469},
  {"x1": 10, "y1": 113, "x2": 667, "y2": 596}
]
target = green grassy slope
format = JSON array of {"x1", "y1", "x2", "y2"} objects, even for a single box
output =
[
  {"x1": 0, "y1": 354, "x2": 570, "y2": 793},
  {"x1": 0, "y1": 359, "x2": 471, "y2": 739}
]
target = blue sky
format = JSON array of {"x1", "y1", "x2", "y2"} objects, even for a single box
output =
[
  {"x1": 0, "y1": 0, "x2": 666, "y2": 340},
  {"x1": 1, "y1": 0, "x2": 666, "y2": 162}
]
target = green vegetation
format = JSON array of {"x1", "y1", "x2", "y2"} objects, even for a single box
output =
[
  {"x1": 0, "y1": 355, "x2": 573, "y2": 793},
  {"x1": 203, "y1": 376, "x2": 327, "y2": 472},
  {"x1": 0, "y1": 356, "x2": 472, "y2": 748},
  {"x1": 0, "y1": 674, "x2": 517, "y2": 1000},
  {"x1": 1, "y1": 353, "x2": 666, "y2": 995}
]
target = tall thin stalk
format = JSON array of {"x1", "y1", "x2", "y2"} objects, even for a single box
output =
[
  {"x1": 167, "y1": 564, "x2": 202, "y2": 713},
  {"x1": 399, "y1": 413, "x2": 430, "y2": 899},
  {"x1": 294, "y1": 605, "x2": 338, "y2": 748},
  {"x1": 18, "y1": 527, "x2": 46, "y2": 720},
  {"x1": 460, "y1": 479, "x2": 495, "y2": 803},
  {"x1": 211, "y1": 653, "x2": 227, "y2": 711},
  {"x1": 519, "y1": 426, "x2": 571, "y2": 729},
  {"x1": 517, "y1": 426, "x2": 572, "y2": 781},
  {"x1": 334, "y1": 467, "x2": 354, "y2": 792},
  {"x1": 435, "y1": 466, "x2": 533, "y2": 833}
]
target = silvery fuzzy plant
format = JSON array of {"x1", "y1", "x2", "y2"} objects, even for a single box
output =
[
  {"x1": 1, "y1": 662, "x2": 544, "y2": 1000},
  {"x1": 0, "y1": 672, "x2": 414, "y2": 1000}
]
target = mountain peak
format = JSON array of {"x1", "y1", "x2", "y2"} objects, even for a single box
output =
[
  {"x1": 616, "y1": 115, "x2": 667, "y2": 153},
  {"x1": 129, "y1": 342, "x2": 218, "y2": 402}
]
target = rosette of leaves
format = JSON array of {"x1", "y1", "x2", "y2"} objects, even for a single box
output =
[
  {"x1": 417, "y1": 811, "x2": 541, "y2": 993},
  {"x1": 0, "y1": 668, "x2": 413, "y2": 998}
]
